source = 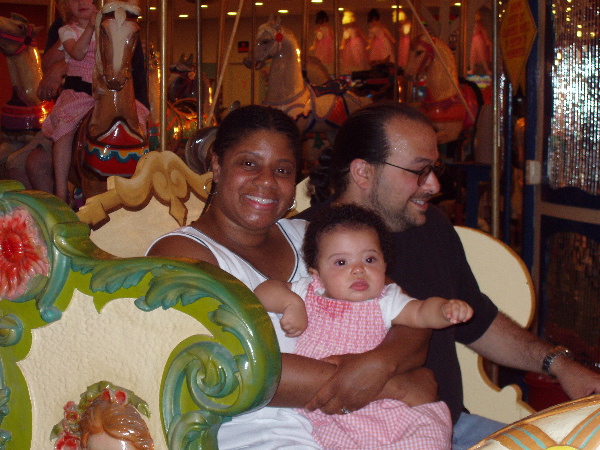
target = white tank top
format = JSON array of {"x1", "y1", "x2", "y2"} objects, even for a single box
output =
[
  {"x1": 148, "y1": 218, "x2": 318, "y2": 449},
  {"x1": 147, "y1": 218, "x2": 309, "y2": 353}
]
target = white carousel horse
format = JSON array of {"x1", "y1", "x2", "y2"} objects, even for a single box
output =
[
  {"x1": 0, "y1": 13, "x2": 51, "y2": 168},
  {"x1": 71, "y1": 0, "x2": 150, "y2": 200},
  {"x1": 403, "y1": 34, "x2": 480, "y2": 145},
  {"x1": 244, "y1": 17, "x2": 364, "y2": 135}
]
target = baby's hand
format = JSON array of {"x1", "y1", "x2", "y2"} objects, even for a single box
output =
[
  {"x1": 443, "y1": 300, "x2": 473, "y2": 324},
  {"x1": 280, "y1": 301, "x2": 308, "y2": 338}
]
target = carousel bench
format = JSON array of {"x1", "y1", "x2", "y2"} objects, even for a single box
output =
[{"x1": 0, "y1": 177, "x2": 279, "y2": 449}]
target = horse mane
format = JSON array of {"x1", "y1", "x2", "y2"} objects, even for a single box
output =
[
  {"x1": 94, "y1": 0, "x2": 141, "y2": 77},
  {"x1": 432, "y1": 37, "x2": 458, "y2": 80}
]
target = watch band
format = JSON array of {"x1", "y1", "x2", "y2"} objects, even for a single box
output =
[{"x1": 542, "y1": 345, "x2": 572, "y2": 376}]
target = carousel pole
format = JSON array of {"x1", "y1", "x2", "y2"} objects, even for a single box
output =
[
  {"x1": 332, "y1": 0, "x2": 339, "y2": 79},
  {"x1": 217, "y1": 0, "x2": 227, "y2": 85},
  {"x1": 491, "y1": 0, "x2": 500, "y2": 238},
  {"x1": 250, "y1": 0, "x2": 255, "y2": 104},
  {"x1": 160, "y1": 0, "x2": 168, "y2": 152},
  {"x1": 207, "y1": 0, "x2": 245, "y2": 125},
  {"x1": 196, "y1": 0, "x2": 204, "y2": 125},
  {"x1": 301, "y1": 0, "x2": 310, "y2": 80},
  {"x1": 47, "y1": 0, "x2": 56, "y2": 32},
  {"x1": 393, "y1": 2, "x2": 400, "y2": 103}
]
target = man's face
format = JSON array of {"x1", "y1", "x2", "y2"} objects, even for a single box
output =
[{"x1": 368, "y1": 118, "x2": 441, "y2": 232}]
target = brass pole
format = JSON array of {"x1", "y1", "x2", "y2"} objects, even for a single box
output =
[
  {"x1": 491, "y1": 0, "x2": 500, "y2": 237},
  {"x1": 302, "y1": 0, "x2": 310, "y2": 79},
  {"x1": 47, "y1": 0, "x2": 56, "y2": 32},
  {"x1": 332, "y1": 0, "x2": 339, "y2": 79},
  {"x1": 196, "y1": 0, "x2": 203, "y2": 125},
  {"x1": 160, "y1": 0, "x2": 168, "y2": 152}
]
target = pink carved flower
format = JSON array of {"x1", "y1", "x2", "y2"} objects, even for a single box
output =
[
  {"x1": 55, "y1": 433, "x2": 80, "y2": 450},
  {"x1": 0, "y1": 207, "x2": 49, "y2": 300}
]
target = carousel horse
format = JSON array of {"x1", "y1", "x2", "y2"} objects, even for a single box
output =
[
  {"x1": 244, "y1": 16, "x2": 364, "y2": 135},
  {"x1": 71, "y1": 0, "x2": 149, "y2": 200},
  {"x1": 147, "y1": 47, "x2": 202, "y2": 156},
  {"x1": 0, "y1": 13, "x2": 51, "y2": 171},
  {"x1": 403, "y1": 34, "x2": 481, "y2": 145}
]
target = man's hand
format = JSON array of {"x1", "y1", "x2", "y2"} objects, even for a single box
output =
[
  {"x1": 37, "y1": 60, "x2": 67, "y2": 101},
  {"x1": 380, "y1": 367, "x2": 439, "y2": 406},
  {"x1": 552, "y1": 355, "x2": 600, "y2": 400}
]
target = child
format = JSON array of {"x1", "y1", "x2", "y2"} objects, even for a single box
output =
[
  {"x1": 41, "y1": 0, "x2": 147, "y2": 203},
  {"x1": 255, "y1": 204, "x2": 474, "y2": 449},
  {"x1": 310, "y1": 11, "x2": 334, "y2": 72},
  {"x1": 366, "y1": 8, "x2": 396, "y2": 65}
]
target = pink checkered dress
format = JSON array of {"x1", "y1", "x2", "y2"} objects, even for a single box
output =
[
  {"x1": 42, "y1": 24, "x2": 148, "y2": 142},
  {"x1": 294, "y1": 279, "x2": 452, "y2": 449}
]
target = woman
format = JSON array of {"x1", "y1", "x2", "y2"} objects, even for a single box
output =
[{"x1": 148, "y1": 105, "x2": 436, "y2": 448}]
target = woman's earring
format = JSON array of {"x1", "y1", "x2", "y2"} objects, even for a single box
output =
[
  {"x1": 204, "y1": 178, "x2": 216, "y2": 196},
  {"x1": 288, "y1": 198, "x2": 297, "y2": 211}
]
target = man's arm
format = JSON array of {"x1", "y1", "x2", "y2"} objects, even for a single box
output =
[
  {"x1": 301, "y1": 325, "x2": 432, "y2": 413},
  {"x1": 469, "y1": 312, "x2": 600, "y2": 399},
  {"x1": 37, "y1": 39, "x2": 68, "y2": 101}
]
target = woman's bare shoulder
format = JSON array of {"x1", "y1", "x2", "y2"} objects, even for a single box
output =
[{"x1": 146, "y1": 234, "x2": 218, "y2": 265}]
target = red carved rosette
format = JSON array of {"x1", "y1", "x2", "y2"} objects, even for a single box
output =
[{"x1": 0, "y1": 207, "x2": 50, "y2": 301}]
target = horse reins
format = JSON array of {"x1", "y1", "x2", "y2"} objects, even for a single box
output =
[
  {"x1": 0, "y1": 24, "x2": 37, "y2": 56},
  {"x1": 414, "y1": 37, "x2": 435, "y2": 77}
]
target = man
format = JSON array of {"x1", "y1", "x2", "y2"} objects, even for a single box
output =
[{"x1": 298, "y1": 102, "x2": 600, "y2": 449}]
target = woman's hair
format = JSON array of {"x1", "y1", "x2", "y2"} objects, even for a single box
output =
[
  {"x1": 316, "y1": 10, "x2": 329, "y2": 25},
  {"x1": 368, "y1": 8, "x2": 381, "y2": 23},
  {"x1": 302, "y1": 204, "x2": 393, "y2": 270},
  {"x1": 212, "y1": 105, "x2": 302, "y2": 165},
  {"x1": 79, "y1": 396, "x2": 154, "y2": 450},
  {"x1": 309, "y1": 102, "x2": 433, "y2": 203}
]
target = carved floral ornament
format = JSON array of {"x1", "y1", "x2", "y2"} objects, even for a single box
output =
[
  {"x1": 0, "y1": 207, "x2": 49, "y2": 301},
  {"x1": 51, "y1": 381, "x2": 152, "y2": 450}
]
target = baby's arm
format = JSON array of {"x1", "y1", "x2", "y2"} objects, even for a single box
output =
[
  {"x1": 393, "y1": 297, "x2": 474, "y2": 329},
  {"x1": 254, "y1": 280, "x2": 308, "y2": 337},
  {"x1": 62, "y1": 12, "x2": 98, "y2": 61}
]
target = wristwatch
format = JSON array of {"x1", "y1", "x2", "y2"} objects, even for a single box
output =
[{"x1": 542, "y1": 345, "x2": 572, "y2": 376}]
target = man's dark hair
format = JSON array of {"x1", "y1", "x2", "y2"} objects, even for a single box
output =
[
  {"x1": 302, "y1": 204, "x2": 394, "y2": 270},
  {"x1": 309, "y1": 102, "x2": 433, "y2": 203}
]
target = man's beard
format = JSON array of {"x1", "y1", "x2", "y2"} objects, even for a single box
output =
[{"x1": 368, "y1": 179, "x2": 416, "y2": 233}]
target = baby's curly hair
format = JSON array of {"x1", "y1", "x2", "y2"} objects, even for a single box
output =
[{"x1": 303, "y1": 204, "x2": 394, "y2": 270}]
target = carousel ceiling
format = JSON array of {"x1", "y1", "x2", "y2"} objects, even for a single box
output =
[{"x1": 142, "y1": 0, "x2": 421, "y2": 21}]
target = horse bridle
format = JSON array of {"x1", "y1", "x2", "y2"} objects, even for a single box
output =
[
  {"x1": 0, "y1": 23, "x2": 36, "y2": 56},
  {"x1": 413, "y1": 37, "x2": 436, "y2": 78}
]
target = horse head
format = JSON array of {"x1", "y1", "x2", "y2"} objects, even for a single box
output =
[
  {"x1": 0, "y1": 13, "x2": 41, "y2": 57},
  {"x1": 403, "y1": 35, "x2": 436, "y2": 82},
  {"x1": 244, "y1": 16, "x2": 291, "y2": 70},
  {"x1": 95, "y1": 0, "x2": 140, "y2": 91}
]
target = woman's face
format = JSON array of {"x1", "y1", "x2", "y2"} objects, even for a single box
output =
[{"x1": 211, "y1": 129, "x2": 297, "y2": 231}]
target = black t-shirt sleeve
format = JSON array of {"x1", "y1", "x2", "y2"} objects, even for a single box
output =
[{"x1": 45, "y1": 17, "x2": 63, "y2": 52}]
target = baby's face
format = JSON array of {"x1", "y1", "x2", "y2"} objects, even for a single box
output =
[{"x1": 311, "y1": 226, "x2": 386, "y2": 302}]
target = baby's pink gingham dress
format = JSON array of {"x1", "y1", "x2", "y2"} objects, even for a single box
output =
[{"x1": 295, "y1": 280, "x2": 452, "y2": 449}]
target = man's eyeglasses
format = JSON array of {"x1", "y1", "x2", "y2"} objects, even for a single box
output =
[{"x1": 381, "y1": 161, "x2": 446, "y2": 187}]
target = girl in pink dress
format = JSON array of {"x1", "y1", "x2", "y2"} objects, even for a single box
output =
[
  {"x1": 42, "y1": 0, "x2": 147, "y2": 203},
  {"x1": 255, "y1": 205, "x2": 473, "y2": 449},
  {"x1": 367, "y1": 8, "x2": 396, "y2": 65},
  {"x1": 310, "y1": 10, "x2": 334, "y2": 71},
  {"x1": 340, "y1": 11, "x2": 369, "y2": 74}
]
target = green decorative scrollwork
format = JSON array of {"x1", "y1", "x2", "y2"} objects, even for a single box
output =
[{"x1": 0, "y1": 314, "x2": 22, "y2": 347}]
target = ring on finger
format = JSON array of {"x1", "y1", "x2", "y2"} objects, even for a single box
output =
[{"x1": 341, "y1": 408, "x2": 351, "y2": 414}]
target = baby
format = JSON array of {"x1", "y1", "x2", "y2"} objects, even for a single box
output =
[{"x1": 255, "y1": 204, "x2": 474, "y2": 449}]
